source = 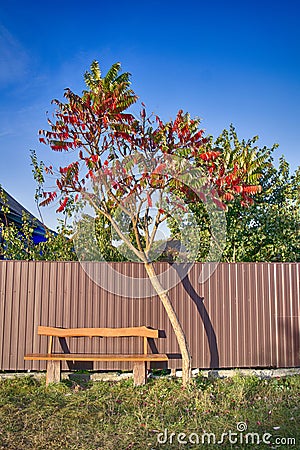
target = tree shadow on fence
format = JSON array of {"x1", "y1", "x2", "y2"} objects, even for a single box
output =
[
  {"x1": 277, "y1": 318, "x2": 300, "y2": 367},
  {"x1": 180, "y1": 271, "x2": 220, "y2": 369}
]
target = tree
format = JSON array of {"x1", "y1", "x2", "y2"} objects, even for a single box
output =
[
  {"x1": 168, "y1": 125, "x2": 273, "y2": 262},
  {"x1": 223, "y1": 154, "x2": 300, "y2": 262},
  {"x1": 181, "y1": 126, "x2": 300, "y2": 263},
  {"x1": 37, "y1": 60, "x2": 267, "y2": 386}
]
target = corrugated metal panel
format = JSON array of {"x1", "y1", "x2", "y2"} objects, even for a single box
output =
[
  {"x1": 0, "y1": 262, "x2": 6, "y2": 369},
  {"x1": 0, "y1": 261, "x2": 299, "y2": 371}
]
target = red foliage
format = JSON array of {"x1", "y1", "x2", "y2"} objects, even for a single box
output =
[
  {"x1": 147, "y1": 193, "x2": 152, "y2": 207},
  {"x1": 243, "y1": 185, "x2": 261, "y2": 194},
  {"x1": 91, "y1": 154, "x2": 99, "y2": 163},
  {"x1": 212, "y1": 198, "x2": 227, "y2": 210},
  {"x1": 199, "y1": 151, "x2": 221, "y2": 161},
  {"x1": 38, "y1": 80, "x2": 263, "y2": 216},
  {"x1": 153, "y1": 163, "x2": 166, "y2": 174},
  {"x1": 57, "y1": 196, "x2": 69, "y2": 212},
  {"x1": 39, "y1": 191, "x2": 57, "y2": 207}
]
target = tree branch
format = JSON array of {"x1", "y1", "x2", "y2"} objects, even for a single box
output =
[{"x1": 81, "y1": 191, "x2": 146, "y2": 262}]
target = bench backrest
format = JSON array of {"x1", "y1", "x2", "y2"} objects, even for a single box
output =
[
  {"x1": 38, "y1": 326, "x2": 158, "y2": 338},
  {"x1": 38, "y1": 326, "x2": 159, "y2": 355}
]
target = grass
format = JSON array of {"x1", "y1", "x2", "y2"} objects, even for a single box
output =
[{"x1": 0, "y1": 372, "x2": 299, "y2": 449}]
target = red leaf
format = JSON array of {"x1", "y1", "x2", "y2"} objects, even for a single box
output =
[
  {"x1": 212, "y1": 198, "x2": 226, "y2": 210},
  {"x1": 57, "y1": 196, "x2": 68, "y2": 213},
  {"x1": 243, "y1": 185, "x2": 261, "y2": 194},
  {"x1": 223, "y1": 192, "x2": 234, "y2": 201},
  {"x1": 233, "y1": 185, "x2": 243, "y2": 194},
  {"x1": 44, "y1": 166, "x2": 52, "y2": 174},
  {"x1": 199, "y1": 151, "x2": 221, "y2": 161},
  {"x1": 225, "y1": 174, "x2": 234, "y2": 184},
  {"x1": 153, "y1": 163, "x2": 166, "y2": 175},
  {"x1": 147, "y1": 193, "x2": 152, "y2": 207},
  {"x1": 175, "y1": 202, "x2": 187, "y2": 212},
  {"x1": 39, "y1": 191, "x2": 57, "y2": 207},
  {"x1": 103, "y1": 167, "x2": 111, "y2": 176},
  {"x1": 198, "y1": 192, "x2": 207, "y2": 202},
  {"x1": 70, "y1": 116, "x2": 77, "y2": 125},
  {"x1": 155, "y1": 115, "x2": 164, "y2": 127},
  {"x1": 91, "y1": 154, "x2": 99, "y2": 163}
]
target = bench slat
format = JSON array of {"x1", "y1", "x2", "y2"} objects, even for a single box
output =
[
  {"x1": 38, "y1": 326, "x2": 159, "y2": 338},
  {"x1": 24, "y1": 353, "x2": 168, "y2": 362}
]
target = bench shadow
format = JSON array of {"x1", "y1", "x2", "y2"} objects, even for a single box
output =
[
  {"x1": 57, "y1": 337, "x2": 93, "y2": 386},
  {"x1": 59, "y1": 337, "x2": 94, "y2": 371},
  {"x1": 63, "y1": 373, "x2": 92, "y2": 389},
  {"x1": 144, "y1": 334, "x2": 180, "y2": 370},
  {"x1": 57, "y1": 334, "x2": 170, "y2": 371}
]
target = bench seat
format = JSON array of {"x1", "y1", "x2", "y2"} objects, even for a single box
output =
[{"x1": 25, "y1": 353, "x2": 168, "y2": 362}]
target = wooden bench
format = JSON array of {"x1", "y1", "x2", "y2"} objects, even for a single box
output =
[{"x1": 24, "y1": 326, "x2": 168, "y2": 386}]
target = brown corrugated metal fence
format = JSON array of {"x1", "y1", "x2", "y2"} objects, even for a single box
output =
[{"x1": 0, "y1": 261, "x2": 299, "y2": 371}]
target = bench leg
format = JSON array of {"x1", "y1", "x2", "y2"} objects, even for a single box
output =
[
  {"x1": 133, "y1": 362, "x2": 147, "y2": 386},
  {"x1": 46, "y1": 360, "x2": 61, "y2": 385}
]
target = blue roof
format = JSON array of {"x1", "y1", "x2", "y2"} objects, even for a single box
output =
[{"x1": 0, "y1": 188, "x2": 47, "y2": 240}]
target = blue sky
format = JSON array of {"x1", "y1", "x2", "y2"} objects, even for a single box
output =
[{"x1": 0, "y1": 0, "x2": 299, "y2": 230}]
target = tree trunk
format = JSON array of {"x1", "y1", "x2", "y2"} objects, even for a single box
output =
[{"x1": 144, "y1": 262, "x2": 192, "y2": 386}]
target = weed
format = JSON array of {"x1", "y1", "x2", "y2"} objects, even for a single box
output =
[{"x1": 0, "y1": 374, "x2": 298, "y2": 449}]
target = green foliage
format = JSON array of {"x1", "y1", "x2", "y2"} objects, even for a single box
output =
[
  {"x1": 83, "y1": 59, "x2": 137, "y2": 110},
  {"x1": 0, "y1": 212, "x2": 36, "y2": 260},
  {"x1": 213, "y1": 125, "x2": 272, "y2": 185},
  {"x1": 37, "y1": 223, "x2": 77, "y2": 261},
  {"x1": 223, "y1": 156, "x2": 300, "y2": 262},
  {"x1": 94, "y1": 214, "x2": 124, "y2": 261},
  {"x1": 0, "y1": 218, "x2": 77, "y2": 261},
  {"x1": 168, "y1": 127, "x2": 299, "y2": 262},
  {"x1": 30, "y1": 150, "x2": 45, "y2": 209},
  {"x1": 0, "y1": 186, "x2": 77, "y2": 261}
]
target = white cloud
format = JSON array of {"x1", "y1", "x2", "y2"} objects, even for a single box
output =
[
  {"x1": 0, "y1": 24, "x2": 29, "y2": 87},
  {"x1": 0, "y1": 130, "x2": 11, "y2": 138}
]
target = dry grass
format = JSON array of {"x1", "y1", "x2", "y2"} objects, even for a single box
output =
[{"x1": 0, "y1": 372, "x2": 299, "y2": 449}]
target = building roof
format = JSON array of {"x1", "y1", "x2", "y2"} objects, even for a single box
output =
[{"x1": 0, "y1": 188, "x2": 46, "y2": 238}]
